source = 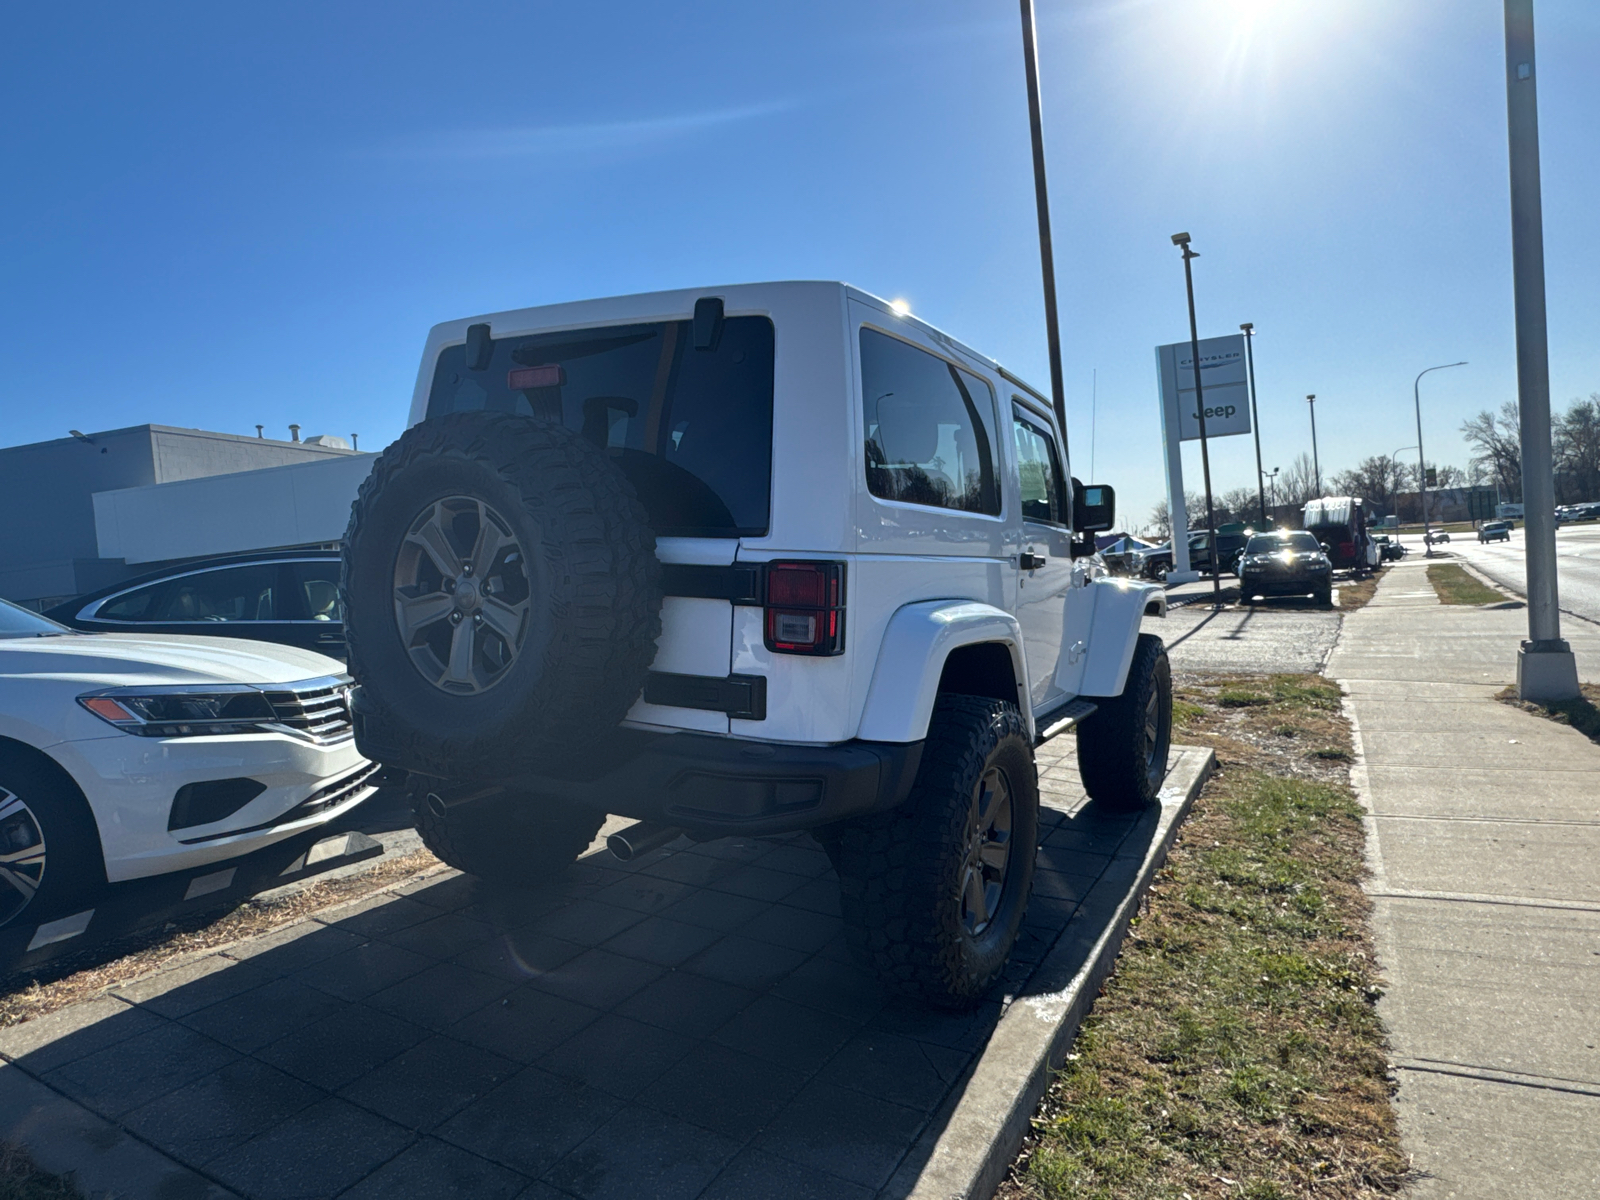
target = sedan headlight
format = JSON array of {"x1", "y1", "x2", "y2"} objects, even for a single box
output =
[{"x1": 79, "y1": 686, "x2": 277, "y2": 738}]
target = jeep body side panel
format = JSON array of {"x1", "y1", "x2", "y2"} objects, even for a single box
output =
[
  {"x1": 857, "y1": 600, "x2": 1030, "y2": 743},
  {"x1": 1077, "y1": 578, "x2": 1165, "y2": 698}
]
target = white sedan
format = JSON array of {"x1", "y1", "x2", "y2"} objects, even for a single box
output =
[{"x1": 0, "y1": 598, "x2": 377, "y2": 937}]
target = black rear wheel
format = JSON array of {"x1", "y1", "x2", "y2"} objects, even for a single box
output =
[
  {"x1": 834, "y1": 696, "x2": 1038, "y2": 1009},
  {"x1": 1076, "y1": 634, "x2": 1172, "y2": 812}
]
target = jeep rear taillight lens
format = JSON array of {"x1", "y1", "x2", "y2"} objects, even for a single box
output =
[{"x1": 764, "y1": 561, "x2": 845, "y2": 656}]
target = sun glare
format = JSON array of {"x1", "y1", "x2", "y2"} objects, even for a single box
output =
[{"x1": 890, "y1": 298, "x2": 911, "y2": 316}]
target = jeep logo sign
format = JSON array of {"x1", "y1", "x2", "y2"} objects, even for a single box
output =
[{"x1": 1155, "y1": 333, "x2": 1253, "y2": 442}]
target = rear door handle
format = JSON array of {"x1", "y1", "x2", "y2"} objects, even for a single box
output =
[{"x1": 1020, "y1": 552, "x2": 1048, "y2": 571}]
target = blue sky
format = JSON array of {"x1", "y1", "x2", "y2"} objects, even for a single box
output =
[{"x1": 3, "y1": 0, "x2": 1597, "y2": 529}]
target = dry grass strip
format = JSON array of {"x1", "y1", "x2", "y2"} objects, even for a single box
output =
[{"x1": 1003, "y1": 674, "x2": 1407, "y2": 1200}]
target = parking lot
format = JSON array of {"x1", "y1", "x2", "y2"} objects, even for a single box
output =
[
  {"x1": 0, "y1": 739, "x2": 1185, "y2": 1200},
  {"x1": 1144, "y1": 579, "x2": 1346, "y2": 676}
]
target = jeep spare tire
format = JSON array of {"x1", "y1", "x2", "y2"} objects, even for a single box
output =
[{"x1": 343, "y1": 411, "x2": 663, "y2": 779}]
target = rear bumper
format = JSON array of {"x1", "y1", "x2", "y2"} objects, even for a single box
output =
[{"x1": 417, "y1": 732, "x2": 924, "y2": 838}]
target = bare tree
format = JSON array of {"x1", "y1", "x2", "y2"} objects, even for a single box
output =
[
  {"x1": 1219, "y1": 487, "x2": 1259, "y2": 526},
  {"x1": 1147, "y1": 490, "x2": 1207, "y2": 541},
  {"x1": 1555, "y1": 395, "x2": 1600, "y2": 503},
  {"x1": 1328, "y1": 455, "x2": 1406, "y2": 516},
  {"x1": 1460, "y1": 402, "x2": 1522, "y2": 501},
  {"x1": 1278, "y1": 453, "x2": 1321, "y2": 507}
]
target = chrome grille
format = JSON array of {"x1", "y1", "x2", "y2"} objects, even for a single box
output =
[{"x1": 262, "y1": 676, "x2": 354, "y2": 744}]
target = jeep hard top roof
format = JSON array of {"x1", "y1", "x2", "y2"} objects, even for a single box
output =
[{"x1": 407, "y1": 281, "x2": 1050, "y2": 428}]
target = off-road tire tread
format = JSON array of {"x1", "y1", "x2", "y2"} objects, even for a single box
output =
[
  {"x1": 1076, "y1": 633, "x2": 1172, "y2": 812},
  {"x1": 835, "y1": 695, "x2": 1036, "y2": 1009},
  {"x1": 343, "y1": 412, "x2": 661, "y2": 778}
]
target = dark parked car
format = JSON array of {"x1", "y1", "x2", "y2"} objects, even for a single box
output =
[
  {"x1": 45, "y1": 551, "x2": 345, "y2": 655},
  {"x1": 1139, "y1": 526, "x2": 1253, "y2": 581},
  {"x1": 1478, "y1": 521, "x2": 1513, "y2": 543},
  {"x1": 1371, "y1": 534, "x2": 1407, "y2": 562},
  {"x1": 1099, "y1": 534, "x2": 1159, "y2": 576},
  {"x1": 1237, "y1": 531, "x2": 1334, "y2": 606}
]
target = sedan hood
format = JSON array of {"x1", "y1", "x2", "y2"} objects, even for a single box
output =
[{"x1": 0, "y1": 632, "x2": 346, "y2": 688}]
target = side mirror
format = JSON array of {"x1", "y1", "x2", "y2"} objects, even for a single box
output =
[
  {"x1": 1319, "y1": 542, "x2": 1331, "y2": 554},
  {"x1": 1072, "y1": 480, "x2": 1116, "y2": 533}
]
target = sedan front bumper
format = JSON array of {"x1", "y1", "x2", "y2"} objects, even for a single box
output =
[{"x1": 50, "y1": 731, "x2": 376, "y2": 882}]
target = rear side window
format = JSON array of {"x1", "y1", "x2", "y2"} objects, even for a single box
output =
[
  {"x1": 426, "y1": 317, "x2": 774, "y2": 538},
  {"x1": 1011, "y1": 410, "x2": 1064, "y2": 524},
  {"x1": 860, "y1": 328, "x2": 999, "y2": 515},
  {"x1": 288, "y1": 561, "x2": 343, "y2": 622},
  {"x1": 96, "y1": 584, "x2": 164, "y2": 621},
  {"x1": 154, "y1": 565, "x2": 279, "y2": 622}
]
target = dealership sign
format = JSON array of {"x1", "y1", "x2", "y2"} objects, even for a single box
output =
[
  {"x1": 1153, "y1": 332, "x2": 1257, "y2": 581},
  {"x1": 1156, "y1": 334, "x2": 1252, "y2": 441}
]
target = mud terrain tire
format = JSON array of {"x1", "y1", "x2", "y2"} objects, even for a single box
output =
[
  {"x1": 835, "y1": 695, "x2": 1038, "y2": 1009},
  {"x1": 1076, "y1": 633, "x2": 1172, "y2": 812},
  {"x1": 344, "y1": 412, "x2": 661, "y2": 779}
]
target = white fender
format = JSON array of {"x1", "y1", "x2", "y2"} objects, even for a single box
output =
[
  {"x1": 1079, "y1": 577, "x2": 1166, "y2": 698},
  {"x1": 857, "y1": 601, "x2": 1031, "y2": 743}
]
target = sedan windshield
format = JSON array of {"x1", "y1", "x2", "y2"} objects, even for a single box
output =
[
  {"x1": 0, "y1": 599, "x2": 67, "y2": 638},
  {"x1": 1245, "y1": 532, "x2": 1320, "y2": 555}
]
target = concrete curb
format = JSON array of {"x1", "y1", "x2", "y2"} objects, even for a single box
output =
[{"x1": 892, "y1": 744, "x2": 1216, "y2": 1200}]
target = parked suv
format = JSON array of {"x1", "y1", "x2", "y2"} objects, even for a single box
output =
[
  {"x1": 1137, "y1": 527, "x2": 1251, "y2": 581},
  {"x1": 1478, "y1": 520, "x2": 1512, "y2": 543},
  {"x1": 343, "y1": 283, "x2": 1170, "y2": 1008}
]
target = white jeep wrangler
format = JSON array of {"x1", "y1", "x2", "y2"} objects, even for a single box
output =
[{"x1": 344, "y1": 282, "x2": 1170, "y2": 1008}]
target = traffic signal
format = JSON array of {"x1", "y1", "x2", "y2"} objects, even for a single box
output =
[{"x1": 1425, "y1": 468, "x2": 1438, "y2": 487}]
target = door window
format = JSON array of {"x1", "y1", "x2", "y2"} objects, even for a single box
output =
[
  {"x1": 1012, "y1": 410, "x2": 1064, "y2": 525},
  {"x1": 152, "y1": 565, "x2": 279, "y2": 622},
  {"x1": 860, "y1": 328, "x2": 1000, "y2": 515},
  {"x1": 95, "y1": 583, "x2": 166, "y2": 621},
  {"x1": 288, "y1": 561, "x2": 343, "y2": 622}
]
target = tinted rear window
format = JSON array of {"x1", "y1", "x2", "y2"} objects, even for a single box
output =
[{"x1": 426, "y1": 317, "x2": 774, "y2": 538}]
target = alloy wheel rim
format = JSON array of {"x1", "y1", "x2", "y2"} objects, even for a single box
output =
[
  {"x1": 393, "y1": 497, "x2": 532, "y2": 694},
  {"x1": 0, "y1": 789, "x2": 46, "y2": 926},
  {"x1": 959, "y1": 767, "x2": 1013, "y2": 937}
]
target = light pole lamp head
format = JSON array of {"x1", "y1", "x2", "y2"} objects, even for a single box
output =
[
  {"x1": 1240, "y1": 322, "x2": 1253, "y2": 332},
  {"x1": 1306, "y1": 393, "x2": 1316, "y2": 402},
  {"x1": 1170, "y1": 232, "x2": 1191, "y2": 246}
]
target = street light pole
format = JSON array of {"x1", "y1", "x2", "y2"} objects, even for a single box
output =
[
  {"x1": 1017, "y1": 0, "x2": 1070, "y2": 450},
  {"x1": 1414, "y1": 362, "x2": 1467, "y2": 558},
  {"x1": 1391, "y1": 446, "x2": 1417, "y2": 533},
  {"x1": 1306, "y1": 394, "x2": 1320, "y2": 496},
  {"x1": 1503, "y1": 0, "x2": 1577, "y2": 701},
  {"x1": 1241, "y1": 322, "x2": 1267, "y2": 527},
  {"x1": 1173, "y1": 232, "x2": 1220, "y2": 609},
  {"x1": 1267, "y1": 467, "x2": 1280, "y2": 511}
]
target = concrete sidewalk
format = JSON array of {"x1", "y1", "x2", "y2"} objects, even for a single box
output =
[{"x1": 1327, "y1": 558, "x2": 1600, "y2": 1197}]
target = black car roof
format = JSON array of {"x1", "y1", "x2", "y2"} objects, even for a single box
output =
[{"x1": 44, "y1": 548, "x2": 340, "y2": 618}]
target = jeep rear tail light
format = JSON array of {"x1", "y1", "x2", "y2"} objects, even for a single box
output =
[{"x1": 764, "y1": 561, "x2": 845, "y2": 656}]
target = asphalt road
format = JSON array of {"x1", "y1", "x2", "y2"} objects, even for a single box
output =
[{"x1": 1447, "y1": 522, "x2": 1600, "y2": 626}]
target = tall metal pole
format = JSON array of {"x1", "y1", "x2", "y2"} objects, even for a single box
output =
[
  {"x1": 1018, "y1": 0, "x2": 1070, "y2": 451},
  {"x1": 1414, "y1": 362, "x2": 1467, "y2": 558},
  {"x1": 1307, "y1": 394, "x2": 1320, "y2": 496},
  {"x1": 1503, "y1": 0, "x2": 1578, "y2": 700},
  {"x1": 1241, "y1": 323, "x2": 1267, "y2": 527},
  {"x1": 1176, "y1": 235, "x2": 1220, "y2": 608}
]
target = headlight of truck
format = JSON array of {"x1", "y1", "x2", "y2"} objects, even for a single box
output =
[{"x1": 78, "y1": 686, "x2": 277, "y2": 738}]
